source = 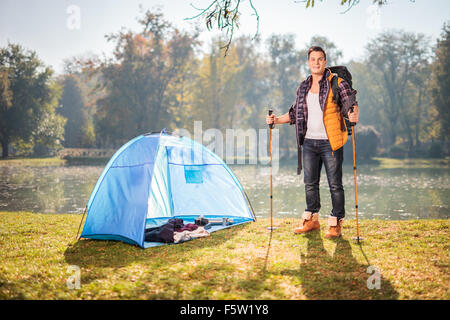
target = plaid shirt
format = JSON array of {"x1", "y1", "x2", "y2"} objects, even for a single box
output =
[{"x1": 288, "y1": 68, "x2": 357, "y2": 146}]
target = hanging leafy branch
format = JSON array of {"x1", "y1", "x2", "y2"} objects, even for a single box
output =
[
  {"x1": 295, "y1": 0, "x2": 388, "y2": 9},
  {"x1": 186, "y1": 0, "x2": 409, "y2": 55},
  {"x1": 186, "y1": 0, "x2": 259, "y2": 56}
]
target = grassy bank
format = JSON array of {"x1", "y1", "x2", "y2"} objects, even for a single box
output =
[
  {"x1": 62, "y1": 156, "x2": 109, "y2": 166},
  {"x1": 1, "y1": 156, "x2": 448, "y2": 169},
  {"x1": 0, "y1": 211, "x2": 448, "y2": 300},
  {"x1": 0, "y1": 157, "x2": 66, "y2": 167},
  {"x1": 0, "y1": 156, "x2": 110, "y2": 167},
  {"x1": 373, "y1": 157, "x2": 449, "y2": 169}
]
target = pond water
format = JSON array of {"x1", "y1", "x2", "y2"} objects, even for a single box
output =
[{"x1": 0, "y1": 162, "x2": 448, "y2": 220}]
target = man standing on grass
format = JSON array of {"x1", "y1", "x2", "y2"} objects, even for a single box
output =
[{"x1": 266, "y1": 46, "x2": 359, "y2": 239}]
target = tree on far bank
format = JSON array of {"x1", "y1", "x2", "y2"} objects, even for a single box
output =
[
  {"x1": 266, "y1": 34, "x2": 303, "y2": 159},
  {"x1": 366, "y1": 30, "x2": 431, "y2": 155},
  {"x1": 0, "y1": 43, "x2": 65, "y2": 158},
  {"x1": 0, "y1": 65, "x2": 13, "y2": 156},
  {"x1": 58, "y1": 74, "x2": 95, "y2": 148},
  {"x1": 190, "y1": 38, "x2": 242, "y2": 131},
  {"x1": 431, "y1": 22, "x2": 450, "y2": 144},
  {"x1": 93, "y1": 9, "x2": 199, "y2": 147}
]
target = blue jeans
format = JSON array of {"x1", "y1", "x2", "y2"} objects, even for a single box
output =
[{"x1": 302, "y1": 138, "x2": 345, "y2": 219}]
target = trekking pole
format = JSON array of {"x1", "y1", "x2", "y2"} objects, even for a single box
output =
[
  {"x1": 347, "y1": 107, "x2": 363, "y2": 243},
  {"x1": 75, "y1": 206, "x2": 88, "y2": 240},
  {"x1": 267, "y1": 109, "x2": 276, "y2": 231}
]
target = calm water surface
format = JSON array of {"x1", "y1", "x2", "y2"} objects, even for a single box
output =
[{"x1": 0, "y1": 163, "x2": 448, "y2": 220}]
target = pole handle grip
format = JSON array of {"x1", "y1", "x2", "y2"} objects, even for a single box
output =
[
  {"x1": 348, "y1": 106, "x2": 356, "y2": 127},
  {"x1": 268, "y1": 109, "x2": 274, "y2": 129}
]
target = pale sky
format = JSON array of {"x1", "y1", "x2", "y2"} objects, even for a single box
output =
[{"x1": 0, "y1": 0, "x2": 449, "y2": 75}]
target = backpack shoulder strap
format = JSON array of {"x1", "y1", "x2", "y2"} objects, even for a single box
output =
[{"x1": 330, "y1": 74, "x2": 341, "y2": 106}]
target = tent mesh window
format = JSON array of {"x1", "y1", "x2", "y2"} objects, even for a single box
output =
[{"x1": 184, "y1": 165, "x2": 203, "y2": 184}]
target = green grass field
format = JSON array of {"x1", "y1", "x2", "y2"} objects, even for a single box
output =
[{"x1": 0, "y1": 211, "x2": 448, "y2": 300}]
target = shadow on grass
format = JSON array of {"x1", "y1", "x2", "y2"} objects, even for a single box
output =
[
  {"x1": 64, "y1": 224, "x2": 247, "y2": 269},
  {"x1": 262, "y1": 230, "x2": 273, "y2": 275},
  {"x1": 282, "y1": 231, "x2": 399, "y2": 299},
  {"x1": 0, "y1": 273, "x2": 26, "y2": 299},
  {"x1": 63, "y1": 225, "x2": 252, "y2": 296}
]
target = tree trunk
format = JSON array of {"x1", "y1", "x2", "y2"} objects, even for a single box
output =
[
  {"x1": 1, "y1": 135, "x2": 9, "y2": 158},
  {"x1": 388, "y1": 118, "x2": 398, "y2": 147},
  {"x1": 399, "y1": 101, "x2": 414, "y2": 156},
  {"x1": 414, "y1": 89, "x2": 424, "y2": 153}
]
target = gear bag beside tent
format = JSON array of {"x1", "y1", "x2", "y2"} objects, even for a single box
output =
[{"x1": 79, "y1": 131, "x2": 255, "y2": 248}]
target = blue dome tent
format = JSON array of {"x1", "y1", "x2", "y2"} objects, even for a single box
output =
[{"x1": 79, "y1": 131, "x2": 255, "y2": 248}]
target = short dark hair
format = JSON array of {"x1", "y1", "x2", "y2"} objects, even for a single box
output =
[{"x1": 308, "y1": 46, "x2": 327, "y2": 61}]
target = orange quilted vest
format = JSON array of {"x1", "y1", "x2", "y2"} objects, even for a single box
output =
[{"x1": 323, "y1": 72, "x2": 348, "y2": 151}]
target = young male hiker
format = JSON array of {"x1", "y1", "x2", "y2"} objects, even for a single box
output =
[{"x1": 266, "y1": 46, "x2": 359, "y2": 239}]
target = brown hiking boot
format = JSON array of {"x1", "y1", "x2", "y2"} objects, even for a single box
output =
[
  {"x1": 294, "y1": 212, "x2": 320, "y2": 234},
  {"x1": 324, "y1": 216, "x2": 344, "y2": 239}
]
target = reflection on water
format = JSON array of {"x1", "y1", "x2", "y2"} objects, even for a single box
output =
[
  {"x1": 235, "y1": 163, "x2": 450, "y2": 220},
  {"x1": 0, "y1": 166, "x2": 101, "y2": 214},
  {"x1": 0, "y1": 162, "x2": 448, "y2": 220}
]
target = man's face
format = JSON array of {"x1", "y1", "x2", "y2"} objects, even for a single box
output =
[{"x1": 308, "y1": 51, "x2": 326, "y2": 76}]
